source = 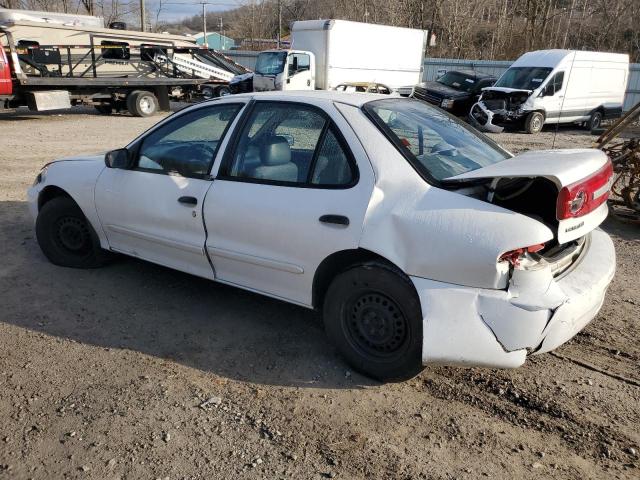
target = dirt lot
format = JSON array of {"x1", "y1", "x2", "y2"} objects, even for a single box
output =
[{"x1": 0, "y1": 107, "x2": 638, "y2": 480}]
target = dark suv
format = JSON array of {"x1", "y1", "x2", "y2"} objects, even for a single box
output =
[{"x1": 412, "y1": 70, "x2": 496, "y2": 116}]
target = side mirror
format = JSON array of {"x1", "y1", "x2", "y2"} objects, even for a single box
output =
[{"x1": 104, "y1": 148, "x2": 134, "y2": 169}]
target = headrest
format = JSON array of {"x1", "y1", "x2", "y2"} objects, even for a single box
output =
[{"x1": 261, "y1": 136, "x2": 291, "y2": 166}]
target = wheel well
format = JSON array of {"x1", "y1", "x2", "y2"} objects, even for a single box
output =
[
  {"x1": 312, "y1": 248, "x2": 402, "y2": 310},
  {"x1": 38, "y1": 185, "x2": 72, "y2": 211}
]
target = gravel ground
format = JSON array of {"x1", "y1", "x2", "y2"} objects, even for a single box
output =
[{"x1": 0, "y1": 107, "x2": 638, "y2": 480}]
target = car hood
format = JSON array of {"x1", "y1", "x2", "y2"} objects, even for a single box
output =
[
  {"x1": 417, "y1": 81, "x2": 470, "y2": 98},
  {"x1": 481, "y1": 86, "x2": 532, "y2": 95},
  {"x1": 51, "y1": 153, "x2": 105, "y2": 164}
]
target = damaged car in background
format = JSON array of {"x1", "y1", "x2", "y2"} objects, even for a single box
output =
[
  {"x1": 469, "y1": 49, "x2": 629, "y2": 134},
  {"x1": 412, "y1": 70, "x2": 496, "y2": 116},
  {"x1": 28, "y1": 93, "x2": 615, "y2": 381}
]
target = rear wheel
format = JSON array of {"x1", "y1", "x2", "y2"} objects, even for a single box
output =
[
  {"x1": 217, "y1": 86, "x2": 231, "y2": 97},
  {"x1": 524, "y1": 111, "x2": 544, "y2": 134},
  {"x1": 126, "y1": 90, "x2": 158, "y2": 117},
  {"x1": 36, "y1": 197, "x2": 109, "y2": 268},
  {"x1": 588, "y1": 110, "x2": 604, "y2": 132},
  {"x1": 323, "y1": 262, "x2": 424, "y2": 382}
]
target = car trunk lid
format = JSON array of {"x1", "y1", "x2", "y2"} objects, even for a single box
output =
[{"x1": 445, "y1": 149, "x2": 613, "y2": 243}]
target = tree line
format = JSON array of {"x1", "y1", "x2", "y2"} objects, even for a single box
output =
[{"x1": 2, "y1": 0, "x2": 638, "y2": 61}]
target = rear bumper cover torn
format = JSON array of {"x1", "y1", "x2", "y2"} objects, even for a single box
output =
[{"x1": 411, "y1": 228, "x2": 615, "y2": 368}]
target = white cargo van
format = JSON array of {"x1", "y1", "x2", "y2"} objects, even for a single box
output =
[
  {"x1": 252, "y1": 20, "x2": 428, "y2": 93},
  {"x1": 469, "y1": 50, "x2": 629, "y2": 134}
]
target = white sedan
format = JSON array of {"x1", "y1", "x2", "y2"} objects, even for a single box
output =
[{"x1": 28, "y1": 91, "x2": 616, "y2": 381}]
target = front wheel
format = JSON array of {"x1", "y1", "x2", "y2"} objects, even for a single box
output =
[
  {"x1": 323, "y1": 262, "x2": 424, "y2": 382},
  {"x1": 36, "y1": 197, "x2": 109, "y2": 268},
  {"x1": 524, "y1": 111, "x2": 545, "y2": 134}
]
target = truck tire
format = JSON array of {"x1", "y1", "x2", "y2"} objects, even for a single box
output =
[
  {"x1": 322, "y1": 261, "x2": 424, "y2": 382},
  {"x1": 126, "y1": 90, "x2": 158, "y2": 117},
  {"x1": 201, "y1": 86, "x2": 216, "y2": 100},
  {"x1": 217, "y1": 86, "x2": 231, "y2": 97},
  {"x1": 524, "y1": 111, "x2": 544, "y2": 134},
  {"x1": 588, "y1": 110, "x2": 603, "y2": 132},
  {"x1": 36, "y1": 197, "x2": 109, "y2": 268}
]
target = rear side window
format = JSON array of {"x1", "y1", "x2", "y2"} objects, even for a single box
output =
[{"x1": 224, "y1": 102, "x2": 356, "y2": 187}]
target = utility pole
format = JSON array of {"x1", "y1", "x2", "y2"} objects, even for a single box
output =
[
  {"x1": 202, "y1": 2, "x2": 208, "y2": 47},
  {"x1": 277, "y1": 0, "x2": 282, "y2": 49},
  {"x1": 140, "y1": 0, "x2": 146, "y2": 32}
]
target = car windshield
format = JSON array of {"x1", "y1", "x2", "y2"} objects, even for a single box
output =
[
  {"x1": 493, "y1": 67, "x2": 553, "y2": 91},
  {"x1": 436, "y1": 71, "x2": 478, "y2": 93},
  {"x1": 255, "y1": 51, "x2": 287, "y2": 76},
  {"x1": 364, "y1": 99, "x2": 510, "y2": 181}
]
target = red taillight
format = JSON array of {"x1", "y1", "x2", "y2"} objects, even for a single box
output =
[
  {"x1": 556, "y1": 159, "x2": 613, "y2": 220},
  {"x1": 500, "y1": 243, "x2": 545, "y2": 267}
]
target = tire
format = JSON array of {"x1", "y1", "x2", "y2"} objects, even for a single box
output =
[
  {"x1": 36, "y1": 197, "x2": 109, "y2": 268},
  {"x1": 94, "y1": 103, "x2": 113, "y2": 115},
  {"x1": 524, "y1": 111, "x2": 544, "y2": 134},
  {"x1": 322, "y1": 261, "x2": 424, "y2": 382},
  {"x1": 588, "y1": 110, "x2": 603, "y2": 132},
  {"x1": 201, "y1": 86, "x2": 216, "y2": 100},
  {"x1": 217, "y1": 86, "x2": 231, "y2": 97},
  {"x1": 126, "y1": 90, "x2": 158, "y2": 117}
]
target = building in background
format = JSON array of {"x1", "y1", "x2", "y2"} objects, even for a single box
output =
[{"x1": 193, "y1": 31, "x2": 235, "y2": 50}]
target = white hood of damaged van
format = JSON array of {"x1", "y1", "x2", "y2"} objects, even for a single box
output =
[{"x1": 481, "y1": 86, "x2": 532, "y2": 95}]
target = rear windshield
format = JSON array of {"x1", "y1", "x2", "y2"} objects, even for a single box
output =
[
  {"x1": 364, "y1": 99, "x2": 510, "y2": 181},
  {"x1": 493, "y1": 67, "x2": 553, "y2": 91}
]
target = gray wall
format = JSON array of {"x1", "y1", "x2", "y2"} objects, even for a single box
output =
[{"x1": 222, "y1": 50, "x2": 640, "y2": 110}]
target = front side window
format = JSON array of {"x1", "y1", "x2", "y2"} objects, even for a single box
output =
[
  {"x1": 493, "y1": 67, "x2": 553, "y2": 91},
  {"x1": 225, "y1": 102, "x2": 355, "y2": 187},
  {"x1": 255, "y1": 51, "x2": 287, "y2": 75},
  {"x1": 137, "y1": 103, "x2": 242, "y2": 178},
  {"x1": 287, "y1": 53, "x2": 310, "y2": 76},
  {"x1": 364, "y1": 99, "x2": 510, "y2": 181},
  {"x1": 544, "y1": 71, "x2": 564, "y2": 96}
]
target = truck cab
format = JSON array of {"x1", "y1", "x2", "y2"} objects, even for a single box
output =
[{"x1": 253, "y1": 50, "x2": 315, "y2": 92}]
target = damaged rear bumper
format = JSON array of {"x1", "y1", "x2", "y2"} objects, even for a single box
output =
[{"x1": 411, "y1": 228, "x2": 615, "y2": 369}]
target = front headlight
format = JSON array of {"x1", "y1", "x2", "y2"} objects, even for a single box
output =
[
  {"x1": 33, "y1": 166, "x2": 48, "y2": 186},
  {"x1": 441, "y1": 99, "x2": 455, "y2": 109}
]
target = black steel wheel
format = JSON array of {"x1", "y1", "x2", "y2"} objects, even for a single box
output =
[
  {"x1": 36, "y1": 196, "x2": 109, "y2": 268},
  {"x1": 323, "y1": 261, "x2": 424, "y2": 382}
]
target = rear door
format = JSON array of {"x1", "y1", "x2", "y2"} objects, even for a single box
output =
[{"x1": 203, "y1": 99, "x2": 375, "y2": 306}]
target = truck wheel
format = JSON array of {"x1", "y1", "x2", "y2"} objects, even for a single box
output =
[
  {"x1": 524, "y1": 112, "x2": 544, "y2": 134},
  {"x1": 94, "y1": 103, "x2": 113, "y2": 115},
  {"x1": 201, "y1": 86, "x2": 215, "y2": 100},
  {"x1": 588, "y1": 110, "x2": 603, "y2": 132},
  {"x1": 322, "y1": 261, "x2": 424, "y2": 382},
  {"x1": 217, "y1": 86, "x2": 231, "y2": 97},
  {"x1": 126, "y1": 90, "x2": 158, "y2": 117},
  {"x1": 36, "y1": 197, "x2": 109, "y2": 268}
]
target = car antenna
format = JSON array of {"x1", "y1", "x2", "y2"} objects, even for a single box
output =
[{"x1": 552, "y1": 51, "x2": 576, "y2": 149}]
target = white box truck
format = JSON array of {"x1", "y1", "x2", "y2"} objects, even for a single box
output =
[
  {"x1": 252, "y1": 19, "x2": 428, "y2": 93},
  {"x1": 469, "y1": 49, "x2": 629, "y2": 134}
]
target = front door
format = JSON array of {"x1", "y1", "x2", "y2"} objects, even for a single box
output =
[
  {"x1": 94, "y1": 102, "x2": 244, "y2": 279},
  {"x1": 204, "y1": 100, "x2": 374, "y2": 305},
  {"x1": 540, "y1": 71, "x2": 565, "y2": 123},
  {"x1": 284, "y1": 52, "x2": 313, "y2": 90}
]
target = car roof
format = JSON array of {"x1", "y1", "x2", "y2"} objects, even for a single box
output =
[{"x1": 224, "y1": 90, "x2": 391, "y2": 107}]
